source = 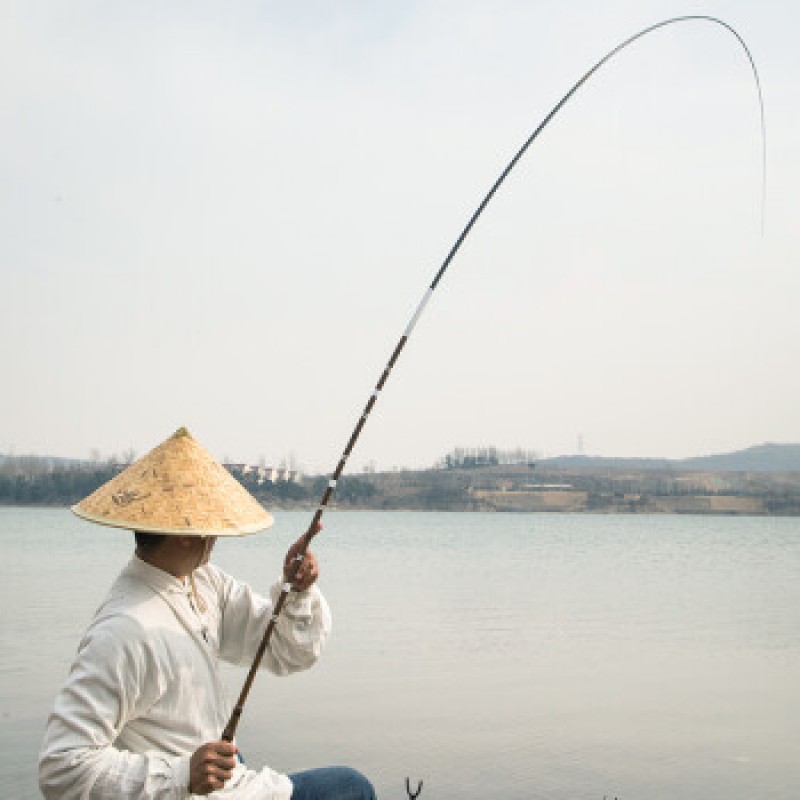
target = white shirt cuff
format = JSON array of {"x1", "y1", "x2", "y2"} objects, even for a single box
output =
[{"x1": 170, "y1": 753, "x2": 192, "y2": 797}]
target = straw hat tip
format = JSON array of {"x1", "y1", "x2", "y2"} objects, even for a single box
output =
[{"x1": 173, "y1": 426, "x2": 192, "y2": 439}]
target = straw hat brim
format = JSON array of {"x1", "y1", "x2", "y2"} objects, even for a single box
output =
[{"x1": 70, "y1": 503, "x2": 273, "y2": 537}]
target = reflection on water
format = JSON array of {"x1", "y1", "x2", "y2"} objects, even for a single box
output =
[{"x1": 2, "y1": 508, "x2": 799, "y2": 799}]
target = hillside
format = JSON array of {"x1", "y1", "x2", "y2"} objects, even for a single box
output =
[
  {"x1": 348, "y1": 458, "x2": 800, "y2": 516},
  {"x1": 539, "y1": 443, "x2": 800, "y2": 473}
]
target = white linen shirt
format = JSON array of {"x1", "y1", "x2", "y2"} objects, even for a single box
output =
[{"x1": 39, "y1": 555, "x2": 332, "y2": 800}]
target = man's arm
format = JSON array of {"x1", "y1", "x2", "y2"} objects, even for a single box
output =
[
  {"x1": 215, "y1": 545, "x2": 332, "y2": 674},
  {"x1": 39, "y1": 624, "x2": 192, "y2": 800}
]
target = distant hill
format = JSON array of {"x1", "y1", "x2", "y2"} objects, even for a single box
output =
[
  {"x1": 676, "y1": 443, "x2": 800, "y2": 472},
  {"x1": 541, "y1": 443, "x2": 800, "y2": 473},
  {"x1": 3, "y1": 442, "x2": 800, "y2": 476},
  {"x1": 540, "y1": 455, "x2": 673, "y2": 470}
]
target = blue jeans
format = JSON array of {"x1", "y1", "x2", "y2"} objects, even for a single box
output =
[{"x1": 288, "y1": 766, "x2": 376, "y2": 800}]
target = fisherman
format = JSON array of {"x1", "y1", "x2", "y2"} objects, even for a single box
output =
[{"x1": 39, "y1": 427, "x2": 375, "y2": 800}]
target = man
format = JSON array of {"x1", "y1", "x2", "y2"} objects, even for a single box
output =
[{"x1": 39, "y1": 427, "x2": 375, "y2": 800}]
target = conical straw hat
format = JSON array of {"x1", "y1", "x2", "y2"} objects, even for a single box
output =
[{"x1": 72, "y1": 427, "x2": 273, "y2": 536}]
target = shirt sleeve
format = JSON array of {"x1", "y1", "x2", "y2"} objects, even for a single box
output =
[
  {"x1": 216, "y1": 571, "x2": 332, "y2": 675},
  {"x1": 39, "y1": 622, "x2": 191, "y2": 800}
]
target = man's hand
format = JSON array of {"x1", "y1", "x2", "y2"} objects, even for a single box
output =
[
  {"x1": 189, "y1": 741, "x2": 238, "y2": 795},
  {"x1": 283, "y1": 529, "x2": 320, "y2": 592}
]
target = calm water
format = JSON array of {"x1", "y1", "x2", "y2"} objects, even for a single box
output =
[{"x1": 1, "y1": 508, "x2": 799, "y2": 799}]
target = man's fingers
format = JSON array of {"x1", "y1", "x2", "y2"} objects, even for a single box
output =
[
  {"x1": 200, "y1": 758, "x2": 235, "y2": 790},
  {"x1": 206, "y1": 743, "x2": 237, "y2": 760},
  {"x1": 293, "y1": 552, "x2": 318, "y2": 588},
  {"x1": 286, "y1": 548, "x2": 316, "y2": 573},
  {"x1": 207, "y1": 764, "x2": 234, "y2": 779},
  {"x1": 203, "y1": 768, "x2": 231, "y2": 785},
  {"x1": 204, "y1": 749, "x2": 236, "y2": 771},
  {"x1": 191, "y1": 741, "x2": 238, "y2": 793}
]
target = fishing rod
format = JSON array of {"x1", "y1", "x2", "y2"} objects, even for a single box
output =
[{"x1": 221, "y1": 14, "x2": 766, "y2": 743}]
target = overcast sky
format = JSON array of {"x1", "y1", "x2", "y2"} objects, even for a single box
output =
[{"x1": 1, "y1": 0, "x2": 798, "y2": 473}]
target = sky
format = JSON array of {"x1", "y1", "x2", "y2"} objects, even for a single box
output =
[{"x1": 1, "y1": 0, "x2": 798, "y2": 474}]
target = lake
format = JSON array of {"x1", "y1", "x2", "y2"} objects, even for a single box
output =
[{"x1": 1, "y1": 508, "x2": 798, "y2": 799}]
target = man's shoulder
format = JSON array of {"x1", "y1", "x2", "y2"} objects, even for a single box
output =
[
  {"x1": 79, "y1": 592, "x2": 180, "y2": 671},
  {"x1": 86, "y1": 567, "x2": 176, "y2": 638},
  {"x1": 75, "y1": 604, "x2": 149, "y2": 671},
  {"x1": 84, "y1": 593, "x2": 152, "y2": 640}
]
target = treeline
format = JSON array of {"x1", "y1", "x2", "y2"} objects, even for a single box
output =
[
  {"x1": 0, "y1": 464, "x2": 122, "y2": 505},
  {"x1": 0, "y1": 457, "x2": 379, "y2": 509},
  {"x1": 435, "y1": 446, "x2": 539, "y2": 469},
  {"x1": 237, "y1": 471, "x2": 378, "y2": 507}
]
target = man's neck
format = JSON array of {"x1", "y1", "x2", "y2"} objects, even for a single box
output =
[{"x1": 136, "y1": 540, "x2": 195, "y2": 580}]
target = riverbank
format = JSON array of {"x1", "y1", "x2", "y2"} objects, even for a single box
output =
[{"x1": 328, "y1": 463, "x2": 800, "y2": 515}]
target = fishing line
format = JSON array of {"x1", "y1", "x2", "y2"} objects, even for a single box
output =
[{"x1": 221, "y1": 14, "x2": 766, "y2": 742}]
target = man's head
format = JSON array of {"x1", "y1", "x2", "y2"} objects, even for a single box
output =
[
  {"x1": 134, "y1": 531, "x2": 218, "y2": 578},
  {"x1": 134, "y1": 530, "x2": 166, "y2": 553}
]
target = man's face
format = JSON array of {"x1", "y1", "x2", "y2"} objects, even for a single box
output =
[{"x1": 200, "y1": 536, "x2": 218, "y2": 565}]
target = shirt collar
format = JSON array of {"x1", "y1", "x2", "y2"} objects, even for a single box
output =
[{"x1": 125, "y1": 554, "x2": 190, "y2": 595}]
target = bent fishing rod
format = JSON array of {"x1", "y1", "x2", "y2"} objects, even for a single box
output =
[{"x1": 221, "y1": 14, "x2": 765, "y2": 742}]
